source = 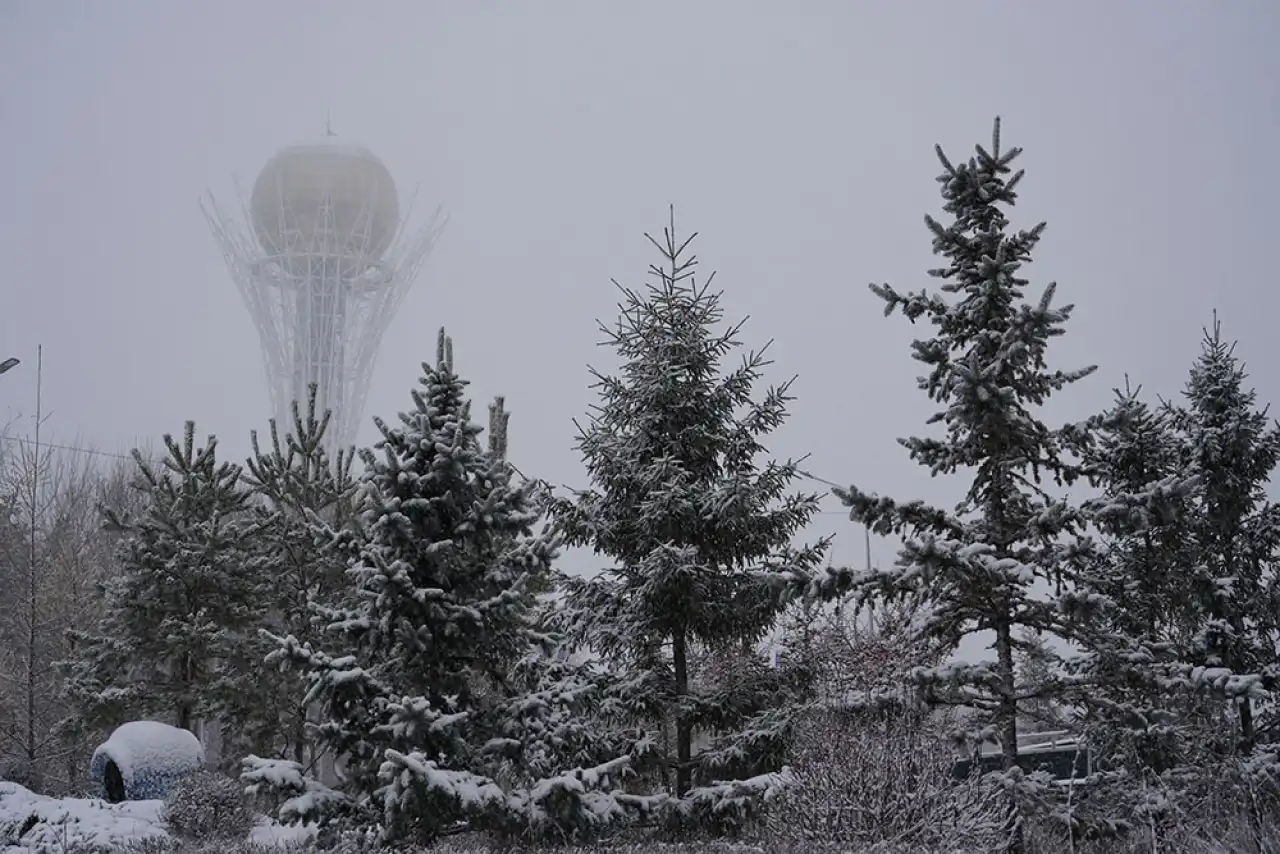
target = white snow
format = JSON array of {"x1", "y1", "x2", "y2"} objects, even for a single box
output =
[
  {"x1": 1, "y1": 782, "x2": 317, "y2": 853},
  {"x1": 248, "y1": 815, "x2": 319, "y2": 849},
  {"x1": 92, "y1": 720, "x2": 205, "y2": 791},
  {"x1": 241, "y1": 756, "x2": 308, "y2": 792},
  {"x1": 0, "y1": 782, "x2": 166, "y2": 854}
]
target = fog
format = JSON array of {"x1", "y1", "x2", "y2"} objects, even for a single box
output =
[{"x1": 2, "y1": 1, "x2": 1277, "y2": 585}]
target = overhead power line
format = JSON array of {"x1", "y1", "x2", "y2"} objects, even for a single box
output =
[
  {"x1": 0, "y1": 437, "x2": 859, "y2": 516},
  {"x1": 1, "y1": 435, "x2": 143, "y2": 464}
]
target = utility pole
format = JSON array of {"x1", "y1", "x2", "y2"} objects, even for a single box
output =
[{"x1": 24, "y1": 345, "x2": 42, "y2": 785}]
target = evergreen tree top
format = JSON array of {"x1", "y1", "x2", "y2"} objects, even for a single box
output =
[
  {"x1": 322, "y1": 328, "x2": 554, "y2": 708},
  {"x1": 1183, "y1": 312, "x2": 1261, "y2": 413},
  {"x1": 555, "y1": 209, "x2": 827, "y2": 649},
  {"x1": 1092, "y1": 379, "x2": 1179, "y2": 483},
  {"x1": 848, "y1": 119, "x2": 1096, "y2": 544},
  {"x1": 245, "y1": 382, "x2": 355, "y2": 513},
  {"x1": 105, "y1": 422, "x2": 250, "y2": 536},
  {"x1": 1169, "y1": 312, "x2": 1280, "y2": 560},
  {"x1": 1176, "y1": 313, "x2": 1280, "y2": 494}
]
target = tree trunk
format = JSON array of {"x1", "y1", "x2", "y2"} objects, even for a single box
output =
[
  {"x1": 1229, "y1": 574, "x2": 1256, "y2": 750},
  {"x1": 177, "y1": 654, "x2": 194, "y2": 733},
  {"x1": 994, "y1": 616, "x2": 1020, "y2": 769},
  {"x1": 1240, "y1": 701, "x2": 1255, "y2": 748},
  {"x1": 672, "y1": 627, "x2": 691, "y2": 797},
  {"x1": 1223, "y1": 543, "x2": 1256, "y2": 752},
  {"x1": 995, "y1": 615, "x2": 1024, "y2": 853}
]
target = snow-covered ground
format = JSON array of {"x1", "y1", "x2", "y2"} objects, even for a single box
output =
[
  {"x1": 0, "y1": 781, "x2": 167, "y2": 853},
  {"x1": 248, "y1": 816, "x2": 316, "y2": 850},
  {"x1": 0, "y1": 781, "x2": 315, "y2": 853}
]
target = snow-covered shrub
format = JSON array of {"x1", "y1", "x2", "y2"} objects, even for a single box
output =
[
  {"x1": 0, "y1": 780, "x2": 171, "y2": 853},
  {"x1": 657, "y1": 766, "x2": 795, "y2": 839},
  {"x1": 105, "y1": 842, "x2": 309, "y2": 854},
  {"x1": 303, "y1": 825, "x2": 385, "y2": 854},
  {"x1": 494, "y1": 755, "x2": 658, "y2": 844},
  {"x1": 763, "y1": 704, "x2": 1007, "y2": 850},
  {"x1": 241, "y1": 754, "x2": 353, "y2": 831},
  {"x1": 0, "y1": 757, "x2": 40, "y2": 791},
  {"x1": 164, "y1": 770, "x2": 254, "y2": 841}
]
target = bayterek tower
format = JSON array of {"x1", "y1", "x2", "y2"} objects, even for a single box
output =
[{"x1": 204, "y1": 131, "x2": 443, "y2": 453}]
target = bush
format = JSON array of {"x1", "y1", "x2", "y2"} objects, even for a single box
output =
[
  {"x1": 0, "y1": 757, "x2": 41, "y2": 792},
  {"x1": 762, "y1": 705, "x2": 1008, "y2": 851},
  {"x1": 163, "y1": 770, "x2": 254, "y2": 842}
]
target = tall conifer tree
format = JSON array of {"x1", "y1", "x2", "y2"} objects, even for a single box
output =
[
  {"x1": 835, "y1": 119, "x2": 1099, "y2": 847},
  {"x1": 263, "y1": 331, "x2": 635, "y2": 845},
  {"x1": 1168, "y1": 316, "x2": 1280, "y2": 752},
  {"x1": 1073, "y1": 381, "x2": 1200, "y2": 780},
  {"x1": 551, "y1": 212, "x2": 828, "y2": 815},
  {"x1": 63, "y1": 424, "x2": 268, "y2": 736},
  {"x1": 238, "y1": 385, "x2": 359, "y2": 767}
]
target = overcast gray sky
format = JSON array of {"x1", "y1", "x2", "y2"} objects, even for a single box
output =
[{"x1": 2, "y1": 1, "x2": 1278, "y2": 578}]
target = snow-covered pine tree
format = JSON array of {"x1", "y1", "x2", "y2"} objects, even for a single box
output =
[
  {"x1": 259, "y1": 330, "x2": 635, "y2": 845},
  {"x1": 1085, "y1": 381, "x2": 1197, "y2": 645},
  {"x1": 62, "y1": 424, "x2": 270, "y2": 737},
  {"x1": 834, "y1": 119, "x2": 1100, "y2": 846},
  {"x1": 1072, "y1": 380, "x2": 1202, "y2": 779},
  {"x1": 549, "y1": 211, "x2": 828, "y2": 826},
  {"x1": 236, "y1": 384, "x2": 359, "y2": 768},
  {"x1": 1167, "y1": 315, "x2": 1280, "y2": 753}
]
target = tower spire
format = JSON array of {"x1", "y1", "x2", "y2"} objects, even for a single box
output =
[{"x1": 325, "y1": 107, "x2": 335, "y2": 138}]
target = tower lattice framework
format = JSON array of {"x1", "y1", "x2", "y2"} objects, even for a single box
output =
[{"x1": 203, "y1": 140, "x2": 443, "y2": 455}]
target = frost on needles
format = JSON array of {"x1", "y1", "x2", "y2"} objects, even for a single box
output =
[
  {"x1": 253, "y1": 330, "x2": 641, "y2": 846},
  {"x1": 549, "y1": 211, "x2": 830, "y2": 832},
  {"x1": 61, "y1": 424, "x2": 272, "y2": 746},
  {"x1": 1166, "y1": 317, "x2": 1280, "y2": 747},
  {"x1": 1071, "y1": 379, "x2": 1200, "y2": 779},
  {"x1": 239, "y1": 384, "x2": 361, "y2": 767},
  {"x1": 1066, "y1": 317, "x2": 1280, "y2": 826},
  {"x1": 834, "y1": 119, "x2": 1101, "y2": 825}
]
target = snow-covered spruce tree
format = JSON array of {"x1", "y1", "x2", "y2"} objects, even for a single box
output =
[
  {"x1": 1167, "y1": 315, "x2": 1280, "y2": 754},
  {"x1": 834, "y1": 119, "x2": 1101, "y2": 846},
  {"x1": 235, "y1": 384, "x2": 359, "y2": 768},
  {"x1": 549, "y1": 212, "x2": 828, "y2": 829},
  {"x1": 1085, "y1": 381, "x2": 1197, "y2": 646},
  {"x1": 1071, "y1": 380, "x2": 1204, "y2": 781},
  {"x1": 259, "y1": 330, "x2": 636, "y2": 845},
  {"x1": 62, "y1": 424, "x2": 270, "y2": 737}
]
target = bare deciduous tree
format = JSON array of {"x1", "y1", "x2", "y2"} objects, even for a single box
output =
[{"x1": 0, "y1": 439, "x2": 151, "y2": 793}]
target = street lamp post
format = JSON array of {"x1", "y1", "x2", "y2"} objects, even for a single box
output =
[{"x1": 0, "y1": 357, "x2": 19, "y2": 375}]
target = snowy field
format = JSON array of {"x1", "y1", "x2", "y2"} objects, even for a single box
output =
[
  {"x1": 0, "y1": 783, "x2": 846, "y2": 854},
  {"x1": 0, "y1": 782, "x2": 312, "y2": 854}
]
